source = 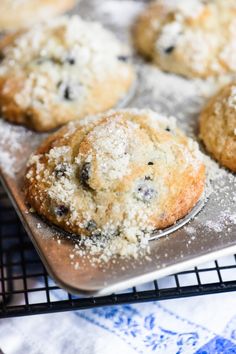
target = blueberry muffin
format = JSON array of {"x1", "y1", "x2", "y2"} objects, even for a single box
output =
[
  {"x1": 200, "y1": 83, "x2": 236, "y2": 172},
  {"x1": 0, "y1": 0, "x2": 76, "y2": 31},
  {"x1": 26, "y1": 109, "x2": 206, "y2": 241},
  {"x1": 0, "y1": 16, "x2": 135, "y2": 131},
  {"x1": 133, "y1": 0, "x2": 236, "y2": 79}
]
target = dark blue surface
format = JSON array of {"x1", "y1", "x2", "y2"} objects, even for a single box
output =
[{"x1": 195, "y1": 337, "x2": 236, "y2": 354}]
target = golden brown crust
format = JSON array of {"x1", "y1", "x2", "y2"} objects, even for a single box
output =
[
  {"x1": 0, "y1": 16, "x2": 135, "y2": 132},
  {"x1": 200, "y1": 83, "x2": 236, "y2": 172},
  {"x1": 25, "y1": 109, "x2": 206, "y2": 239},
  {"x1": 0, "y1": 75, "x2": 134, "y2": 132},
  {"x1": 133, "y1": 0, "x2": 236, "y2": 79},
  {"x1": 0, "y1": 0, "x2": 76, "y2": 31},
  {"x1": 133, "y1": 3, "x2": 166, "y2": 60}
]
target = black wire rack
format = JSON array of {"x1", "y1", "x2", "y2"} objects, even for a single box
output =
[{"x1": 1, "y1": 185, "x2": 236, "y2": 319}]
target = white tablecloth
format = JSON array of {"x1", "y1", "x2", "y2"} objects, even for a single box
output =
[{"x1": 1, "y1": 280, "x2": 236, "y2": 354}]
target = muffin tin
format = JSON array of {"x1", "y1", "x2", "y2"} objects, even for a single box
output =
[{"x1": 0, "y1": 0, "x2": 235, "y2": 295}]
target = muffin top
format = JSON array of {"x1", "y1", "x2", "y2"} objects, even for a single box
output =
[
  {"x1": 26, "y1": 109, "x2": 206, "y2": 241},
  {"x1": 133, "y1": 0, "x2": 236, "y2": 78},
  {"x1": 200, "y1": 82, "x2": 236, "y2": 172},
  {"x1": 0, "y1": 16, "x2": 135, "y2": 131}
]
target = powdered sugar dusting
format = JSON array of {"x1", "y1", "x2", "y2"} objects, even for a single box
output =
[
  {"x1": 205, "y1": 211, "x2": 236, "y2": 233},
  {"x1": 134, "y1": 64, "x2": 232, "y2": 138},
  {"x1": 72, "y1": 231, "x2": 151, "y2": 265},
  {"x1": 162, "y1": 0, "x2": 204, "y2": 20},
  {"x1": 98, "y1": 0, "x2": 145, "y2": 27},
  {"x1": 0, "y1": 119, "x2": 41, "y2": 177}
]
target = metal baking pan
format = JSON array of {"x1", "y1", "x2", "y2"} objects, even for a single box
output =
[{"x1": 0, "y1": 0, "x2": 235, "y2": 296}]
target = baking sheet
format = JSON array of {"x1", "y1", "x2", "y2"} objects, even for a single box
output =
[{"x1": 0, "y1": 0, "x2": 235, "y2": 296}]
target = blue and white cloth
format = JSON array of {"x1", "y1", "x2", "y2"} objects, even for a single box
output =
[{"x1": 1, "y1": 282, "x2": 236, "y2": 353}]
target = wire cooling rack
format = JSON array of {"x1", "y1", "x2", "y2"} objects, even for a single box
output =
[{"x1": 1, "y1": 185, "x2": 236, "y2": 319}]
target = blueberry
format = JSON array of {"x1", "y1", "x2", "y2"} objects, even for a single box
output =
[
  {"x1": 165, "y1": 127, "x2": 171, "y2": 132},
  {"x1": 148, "y1": 162, "x2": 154, "y2": 166},
  {"x1": 55, "y1": 205, "x2": 69, "y2": 217},
  {"x1": 117, "y1": 55, "x2": 129, "y2": 62},
  {"x1": 57, "y1": 81, "x2": 75, "y2": 101},
  {"x1": 135, "y1": 184, "x2": 156, "y2": 203},
  {"x1": 35, "y1": 57, "x2": 46, "y2": 65},
  {"x1": 54, "y1": 163, "x2": 67, "y2": 178},
  {"x1": 164, "y1": 46, "x2": 175, "y2": 54},
  {"x1": 66, "y1": 57, "x2": 76, "y2": 65},
  {"x1": 92, "y1": 230, "x2": 102, "y2": 238},
  {"x1": 0, "y1": 52, "x2": 5, "y2": 62},
  {"x1": 63, "y1": 86, "x2": 74, "y2": 101},
  {"x1": 86, "y1": 220, "x2": 97, "y2": 232},
  {"x1": 80, "y1": 163, "x2": 91, "y2": 188}
]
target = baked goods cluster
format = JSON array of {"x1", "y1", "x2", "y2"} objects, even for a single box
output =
[{"x1": 1, "y1": 0, "x2": 235, "y2": 247}]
